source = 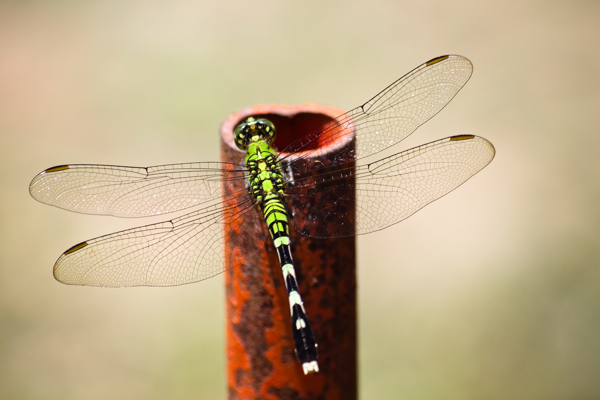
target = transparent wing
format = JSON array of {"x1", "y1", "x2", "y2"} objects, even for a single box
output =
[
  {"x1": 279, "y1": 55, "x2": 473, "y2": 174},
  {"x1": 29, "y1": 162, "x2": 247, "y2": 217},
  {"x1": 53, "y1": 193, "x2": 259, "y2": 287},
  {"x1": 286, "y1": 135, "x2": 495, "y2": 238}
]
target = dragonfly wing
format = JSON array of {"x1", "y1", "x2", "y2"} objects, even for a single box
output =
[
  {"x1": 29, "y1": 162, "x2": 247, "y2": 217},
  {"x1": 280, "y1": 55, "x2": 473, "y2": 174},
  {"x1": 286, "y1": 135, "x2": 495, "y2": 238},
  {"x1": 53, "y1": 193, "x2": 258, "y2": 287}
]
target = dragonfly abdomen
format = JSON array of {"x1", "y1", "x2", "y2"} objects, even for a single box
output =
[{"x1": 264, "y1": 198, "x2": 319, "y2": 374}]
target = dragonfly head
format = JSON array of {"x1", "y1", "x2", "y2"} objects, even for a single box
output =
[{"x1": 234, "y1": 117, "x2": 277, "y2": 150}]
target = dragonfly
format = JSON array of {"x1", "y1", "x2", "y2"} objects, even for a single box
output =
[{"x1": 29, "y1": 55, "x2": 495, "y2": 375}]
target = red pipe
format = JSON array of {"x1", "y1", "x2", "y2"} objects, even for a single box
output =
[{"x1": 221, "y1": 104, "x2": 357, "y2": 400}]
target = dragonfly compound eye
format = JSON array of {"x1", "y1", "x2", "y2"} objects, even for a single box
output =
[{"x1": 234, "y1": 117, "x2": 277, "y2": 150}]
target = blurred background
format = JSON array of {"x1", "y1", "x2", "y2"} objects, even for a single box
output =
[{"x1": 1, "y1": 1, "x2": 599, "y2": 399}]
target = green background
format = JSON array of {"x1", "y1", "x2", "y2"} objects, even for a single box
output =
[{"x1": 2, "y1": 1, "x2": 600, "y2": 399}]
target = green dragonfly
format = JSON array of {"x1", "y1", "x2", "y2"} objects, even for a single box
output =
[{"x1": 29, "y1": 55, "x2": 495, "y2": 374}]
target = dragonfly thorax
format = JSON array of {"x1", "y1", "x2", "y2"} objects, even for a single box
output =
[{"x1": 234, "y1": 117, "x2": 277, "y2": 150}]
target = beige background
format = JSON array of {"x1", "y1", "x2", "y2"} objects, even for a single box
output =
[{"x1": 1, "y1": 1, "x2": 599, "y2": 399}]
